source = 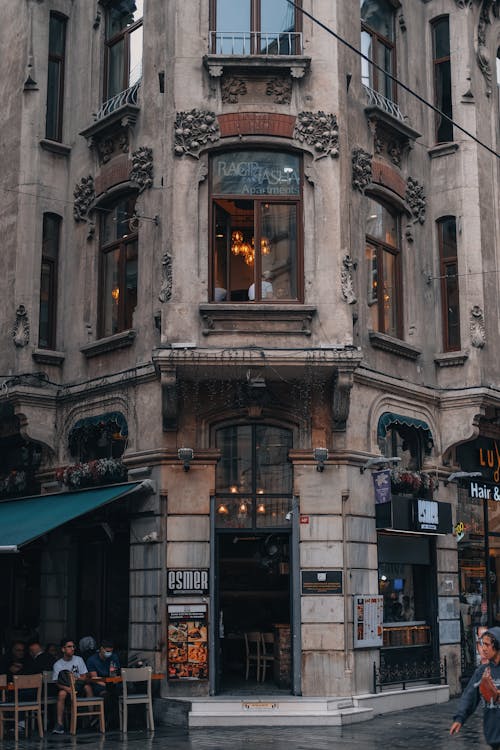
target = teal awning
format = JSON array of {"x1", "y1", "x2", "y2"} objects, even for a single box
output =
[
  {"x1": 377, "y1": 412, "x2": 434, "y2": 448},
  {"x1": 0, "y1": 482, "x2": 142, "y2": 552}
]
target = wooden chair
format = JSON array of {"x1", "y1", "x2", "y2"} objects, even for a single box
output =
[
  {"x1": 42, "y1": 670, "x2": 57, "y2": 733},
  {"x1": 260, "y1": 632, "x2": 275, "y2": 682},
  {"x1": 243, "y1": 632, "x2": 261, "y2": 681},
  {"x1": 68, "y1": 672, "x2": 105, "y2": 735},
  {"x1": 118, "y1": 666, "x2": 154, "y2": 732},
  {"x1": 0, "y1": 673, "x2": 43, "y2": 741}
]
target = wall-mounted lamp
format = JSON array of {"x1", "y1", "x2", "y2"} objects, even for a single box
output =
[
  {"x1": 313, "y1": 447, "x2": 329, "y2": 472},
  {"x1": 360, "y1": 456, "x2": 401, "y2": 474},
  {"x1": 178, "y1": 447, "x2": 194, "y2": 471},
  {"x1": 444, "y1": 471, "x2": 482, "y2": 487}
]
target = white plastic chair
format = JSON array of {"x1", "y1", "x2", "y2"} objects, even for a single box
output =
[{"x1": 118, "y1": 666, "x2": 154, "y2": 732}]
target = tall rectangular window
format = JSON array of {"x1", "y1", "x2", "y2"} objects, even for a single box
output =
[
  {"x1": 432, "y1": 17, "x2": 453, "y2": 143},
  {"x1": 105, "y1": 0, "x2": 143, "y2": 100},
  {"x1": 360, "y1": 0, "x2": 396, "y2": 102},
  {"x1": 46, "y1": 13, "x2": 67, "y2": 141},
  {"x1": 39, "y1": 214, "x2": 61, "y2": 349},
  {"x1": 438, "y1": 217, "x2": 460, "y2": 351}
]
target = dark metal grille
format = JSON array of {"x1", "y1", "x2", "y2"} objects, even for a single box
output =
[{"x1": 373, "y1": 657, "x2": 447, "y2": 693}]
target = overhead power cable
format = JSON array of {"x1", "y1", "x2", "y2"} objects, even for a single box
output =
[{"x1": 286, "y1": 0, "x2": 500, "y2": 159}]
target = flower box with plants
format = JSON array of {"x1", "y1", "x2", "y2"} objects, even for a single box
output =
[
  {"x1": 55, "y1": 458, "x2": 128, "y2": 489},
  {"x1": 390, "y1": 468, "x2": 438, "y2": 498},
  {"x1": 0, "y1": 470, "x2": 27, "y2": 500}
]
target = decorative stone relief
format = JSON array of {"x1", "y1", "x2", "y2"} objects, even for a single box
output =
[
  {"x1": 130, "y1": 146, "x2": 153, "y2": 192},
  {"x1": 476, "y1": 0, "x2": 500, "y2": 95},
  {"x1": 174, "y1": 110, "x2": 220, "y2": 158},
  {"x1": 332, "y1": 370, "x2": 354, "y2": 432},
  {"x1": 73, "y1": 176, "x2": 95, "y2": 222},
  {"x1": 351, "y1": 147, "x2": 372, "y2": 192},
  {"x1": 470, "y1": 305, "x2": 486, "y2": 347},
  {"x1": 341, "y1": 255, "x2": 357, "y2": 305},
  {"x1": 455, "y1": 0, "x2": 473, "y2": 7},
  {"x1": 294, "y1": 112, "x2": 339, "y2": 160},
  {"x1": 406, "y1": 176, "x2": 426, "y2": 224},
  {"x1": 159, "y1": 252, "x2": 173, "y2": 303},
  {"x1": 13, "y1": 305, "x2": 29, "y2": 347},
  {"x1": 221, "y1": 76, "x2": 247, "y2": 103},
  {"x1": 266, "y1": 77, "x2": 292, "y2": 104}
]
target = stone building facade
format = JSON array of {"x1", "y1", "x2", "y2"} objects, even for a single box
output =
[{"x1": 0, "y1": 0, "x2": 500, "y2": 706}]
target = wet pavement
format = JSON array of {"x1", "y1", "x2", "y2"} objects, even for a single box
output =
[{"x1": 0, "y1": 699, "x2": 491, "y2": 749}]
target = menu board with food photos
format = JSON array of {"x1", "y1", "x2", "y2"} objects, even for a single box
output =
[
  {"x1": 167, "y1": 604, "x2": 208, "y2": 680},
  {"x1": 353, "y1": 595, "x2": 384, "y2": 648}
]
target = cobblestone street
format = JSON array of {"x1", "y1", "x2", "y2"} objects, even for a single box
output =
[{"x1": 0, "y1": 699, "x2": 491, "y2": 750}]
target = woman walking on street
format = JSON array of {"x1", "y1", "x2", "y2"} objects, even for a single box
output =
[{"x1": 450, "y1": 627, "x2": 500, "y2": 749}]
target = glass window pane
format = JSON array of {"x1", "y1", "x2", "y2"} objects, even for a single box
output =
[
  {"x1": 216, "y1": 0, "x2": 251, "y2": 54},
  {"x1": 103, "y1": 248, "x2": 120, "y2": 336},
  {"x1": 382, "y1": 250, "x2": 397, "y2": 336},
  {"x1": 212, "y1": 151, "x2": 300, "y2": 196},
  {"x1": 366, "y1": 199, "x2": 397, "y2": 246},
  {"x1": 435, "y1": 60, "x2": 453, "y2": 142},
  {"x1": 433, "y1": 17, "x2": 450, "y2": 59},
  {"x1": 107, "y1": 38, "x2": 125, "y2": 98},
  {"x1": 444, "y1": 263, "x2": 460, "y2": 348},
  {"x1": 49, "y1": 14, "x2": 66, "y2": 57},
  {"x1": 255, "y1": 497, "x2": 293, "y2": 528},
  {"x1": 440, "y1": 218, "x2": 457, "y2": 258},
  {"x1": 360, "y1": 0, "x2": 394, "y2": 41},
  {"x1": 366, "y1": 242, "x2": 379, "y2": 329},
  {"x1": 255, "y1": 426, "x2": 292, "y2": 493},
  {"x1": 215, "y1": 497, "x2": 253, "y2": 528},
  {"x1": 46, "y1": 61, "x2": 62, "y2": 140},
  {"x1": 261, "y1": 204, "x2": 297, "y2": 301},
  {"x1": 216, "y1": 425, "x2": 252, "y2": 492},
  {"x1": 129, "y1": 24, "x2": 143, "y2": 86},
  {"x1": 361, "y1": 31, "x2": 372, "y2": 87},
  {"x1": 125, "y1": 241, "x2": 138, "y2": 329},
  {"x1": 42, "y1": 215, "x2": 61, "y2": 261},
  {"x1": 260, "y1": 0, "x2": 295, "y2": 54},
  {"x1": 39, "y1": 261, "x2": 53, "y2": 348}
]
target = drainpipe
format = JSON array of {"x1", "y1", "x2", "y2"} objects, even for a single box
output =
[{"x1": 342, "y1": 490, "x2": 352, "y2": 677}]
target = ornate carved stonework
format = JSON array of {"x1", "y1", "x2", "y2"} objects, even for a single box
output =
[
  {"x1": 174, "y1": 110, "x2": 220, "y2": 158},
  {"x1": 406, "y1": 176, "x2": 426, "y2": 224},
  {"x1": 159, "y1": 252, "x2": 173, "y2": 303},
  {"x1": 332, "y1": 370, "x2": 354, "y2": 432},
  {"x1": 13, "y1": 305, "x2": 29, "y2": 347},
  {"x1": 351, "y1": 147, "x2": 372, "y2": 192},
  {"x1": 266, "y1": 77, "x2": 292, "y2": 104},
  {"x1": 470, "y1": 305, "x2": 486, "y2": 347},
  {"x1": 93, "y1": 129, "x2": 129, "y2": 164},
  {"x1": 476, "y1": 0, "x2": 500, "y2": 95},
  {"x1": 73, "y1": 175, "x2": 95, "y2": 222},
  {"x1": 294, "y1": 111, "x2": 339, "y2": 160},
  {"x1": 455, "y1": 0, "x2": 473, "y2": 7},
  {"x1": 130, "y1": 146, "x2": 153, "y2": 192},
  {"x1": 341, "y1": 255, "x2": 357, "y2": 305},
  {"x1": 221, "y1": 76, "x2": 247, "y2": 103}
]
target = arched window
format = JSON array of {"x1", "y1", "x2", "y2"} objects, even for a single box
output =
[
  {"x1": 431, "y1": 17, "x2": 453, "y2": 143},
  {"x1": 210, "y1": 150, "x2": 302, "y2": 302},
  {"x1": 437, "y1": 216, "x2": 460, "y2": 351},
  {"x1": 360, "y1": 0, "x2": 396, "y2": 102},
  {"x1": 104, "y1": 0, "x2": 143, "y2": 100},
  {"x1": 39, "y1": 213, "x2": 61, "y2": 350},
  {"x1": 365, "y1": 197, "x2": 402, "y2": 338},
  {"x1": 215, "y1": 424, "x2": 292, "y2": 528},
  {"x1": 99, "y1": 194, "x2": 138, "y2": 337}
]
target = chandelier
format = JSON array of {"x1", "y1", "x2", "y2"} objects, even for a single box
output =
[{"x1": 231, "y1": 230, "x2": 270, "y2": 266}]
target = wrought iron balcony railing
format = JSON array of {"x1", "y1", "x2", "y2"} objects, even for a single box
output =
[
  {"x1": 209, "y1": 30, "x2": 303, "y2": 56},
  {"x1": 93, "y1": 80, "x2": 141, "y2": 123},
  {"x1": 363, "y1": 84, "x2": 405, "y2": 122}
]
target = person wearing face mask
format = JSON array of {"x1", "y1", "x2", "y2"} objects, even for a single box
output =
[{"x1": 86, "y1": 639, "x2": 121, "y2": 696}]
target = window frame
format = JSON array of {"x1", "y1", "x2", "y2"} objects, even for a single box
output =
[
  {"x1": 45, "y1": 12, "x2": 67, "y2": 142},
  {"x1": 431, "y1": 16, "x2": 453, "y2": 144},
  {"x1": 104, "y1": 1, "x2": 143, "y2": 100},
  {"x1": 209, "y1": 149, "x2": 304, "y2": 304},
  {"x1": 360, "y1": 0, "x2": 397, "y2": 102},
  {"x1": 209, "y1": 0, "x2": 302, "y2": 55},
  {"x1": 39, "y1": 213, "x2": 61, "y2": 350},
  {"x1": 437, "y1": 215, "x2": 461, "y2": 352},
  {"x1": 98, "y1": 194, "x2": 139, "y2": 339},
  {"x1": 365, "y1": 198, "x2": 403, "y2": 339}
]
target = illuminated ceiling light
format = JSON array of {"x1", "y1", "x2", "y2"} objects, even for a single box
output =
[
  {"x1": 111, "y1": 287, "x2": 120, "y2": 302},
  {"x1": 217, "y1": 503, "x2": 229, "y2": 515},
  {"x1": 229, "y1": 485, "x2": 238, "y2": 493},
  {"x1": 238, "y1": 501, "x2": 248, "y2": 513},
  {"x1": 257, "y1": 502, "x2": 266, "y2": 514}
]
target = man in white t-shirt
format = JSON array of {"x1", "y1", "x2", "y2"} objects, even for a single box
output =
[{"x1": 51, "y1": 638, "x2": 93, "y2": 734}]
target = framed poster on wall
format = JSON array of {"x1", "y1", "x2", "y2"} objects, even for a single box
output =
[
  {"x1": 167, "y1": 603, "x2": 208, "y2": 680},
  {"x1": 353, "y1": 595, "x2": 383, "y2": 648}
]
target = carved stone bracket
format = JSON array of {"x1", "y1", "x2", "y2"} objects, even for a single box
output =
[
  {"x1": 341, "y1": 255, "x2": 357, "y2": 305},
  {"x1": 405, "y1": 176, "x2": 426, "y2": 224},
  {"x1": 73, "y1": 175, "x2": 95, "y2": 222},
  {"x1": 13, "y1": 305, "x2": 29, "y2": 347},
  {"x1": 129, "y1": 146, "x2": 153, "y2": 192},
  {"x1": 161, "y1": 370, "x2": 178, "y2": 431},
  {"x1": 470, "y1": 304, "x2": 486, "y2": 347},
  {"x1": 221, "y1": 76, "x2": 247, "y2": 103},
  {"x1": 332, "y1": 369, "x2": 354, "y2": 432},
  {"x1": 159, "y1": 251, "x2": 173, "y2": 303},
  {"x1": 293, "y1": 111, "x2": 339, "y2": 160},
  {"x1": 174, "y1": 110, "x2": 220, "y2": 158},
  {"x1": 352, "y1": 147, "x2": 372, "y2": 192},
  {"x1": 266, "y1": 77, "x2": 292, "y2": 104}
]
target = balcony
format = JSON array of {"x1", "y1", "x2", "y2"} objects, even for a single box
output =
[
  {"x1": 80, "y1": 81, "x2": 141, "y2": 162},
  {"x1": 204, "y1": 31, "x2": 310, "y2": 79},
  {"x1": 93, "y1": 80, "x2": 141, "y2": 123},
  {"x1": 363, "y1": 84, "x2": 405, "y2": 122},
  {"x1": 363, "y1": 85, "x2": 421, "y2": 161}
]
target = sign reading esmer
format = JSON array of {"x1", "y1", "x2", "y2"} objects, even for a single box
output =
[{"x1": 167, "y1": 569, "x2": 209, "y2": 596}]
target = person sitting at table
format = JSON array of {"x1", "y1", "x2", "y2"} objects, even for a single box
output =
[
  {"x1": 25, "y1": 638, "x2": 56, "y2": 673},
  {"x1": 86, "y1": 638, "x2": 121, "y2": 697},
  {"x1": 51, "y1": 637, "x2": 93, "y2": 734},
  {"x1": 0, "y1": 641, "x2": 27, "y2": 680}
]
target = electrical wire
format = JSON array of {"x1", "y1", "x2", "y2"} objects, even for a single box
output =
[{"x1": 286, "y1": 0, "x2": 500, "y2": 160}]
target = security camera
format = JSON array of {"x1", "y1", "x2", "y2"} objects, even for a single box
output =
[{"x1": 285, "y1": 511, "x2": 292, "y2": 521}]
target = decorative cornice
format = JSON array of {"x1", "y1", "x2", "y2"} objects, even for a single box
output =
[
  {"x1": 434, "y1": 350, "x2": 469, "y2": 367},
  {"x1": 369, "y1": 331, "x2": 421, "y2": 360},
  {"x1": 293, "y1": 111, "x2": 339, "y2": 160},
  {"x1": 80, "y1": 329, "x2": 136, "y2": 358},
  {"x1": 198, "y1": 304, "x2": 316, "y2": 336},
  {"x1": 174, "y1": 110, "x2": 220, "y2": 158},
  {"x1": 352, "y1": 147, "x2": 372, "y2": 192}
]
